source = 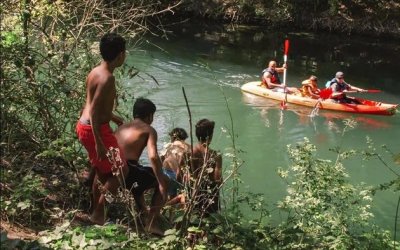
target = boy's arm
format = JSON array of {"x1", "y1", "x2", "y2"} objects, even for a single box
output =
[
  {"x1": 330, "y1": 83, "x2": 345, "y2": 98},
  {"x1": 147, "y1": 127, "x2": 168, "y2": 201},
  {"x1": 111, "y1": 113, "x2": 124, "y2": 126},
  {"x1": 307, "y1": 86, "x2": 319, "y2": 98},
  {"x1": 276, "y1": 63, "x2": 287, "y2": 73},
  {"x1": 348, "y1": 83, "x2": 365, "y2": 92},
  {"x1": 214, "y1": 152, "x2": 223, "y2": 184},
  {"x1": 264, "y1": 73, "x2": 284, "y2": 88},
  {"x1": 90, "y1": 79, "x2": 113, "y2": 160}
]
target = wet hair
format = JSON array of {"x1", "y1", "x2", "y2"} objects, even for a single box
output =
[
  {"x1": 169, "y1": 128, "x2": 188, "y2": 141},
  {"x1": 309, "y1": 75, "x2": 317, "y2": 81},
  {"x1": 100, "y1": 33, "x2": 126, "y2": 62},
  {"x1": 133, "y1": 97, "x2": 156, "y2": 119},
  {"x1": 195, "y1": 119, "x2": 215, "y2": 142}
]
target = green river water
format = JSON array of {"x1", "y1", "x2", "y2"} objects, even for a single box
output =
[{"x1": 119, "y1": 24, "x2": 400, "y2": 232}]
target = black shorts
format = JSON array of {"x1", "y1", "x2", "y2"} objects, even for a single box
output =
[{"x1": 124, "y1": 160, "x2": 157, "y2": 198}]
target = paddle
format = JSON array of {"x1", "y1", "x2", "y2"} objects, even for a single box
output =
[
  {"x1": 310, "y1": 88, "x2": 333, "y2": 117},
  {"x1": 343, "y1": 89, "x2": 381, "y2": 93},
  {"x1": 319, "y1": 88, "x2": 334, "y2": 99},
  {"x1": 330, "y1": 89, "x2": 381, "y2": 99},
  {"x1": 280, "y1": 39, "x2": 290, "y2": 109}
]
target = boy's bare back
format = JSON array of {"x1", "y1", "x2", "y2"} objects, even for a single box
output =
[
  {"x1": 115, "y1": 119, "x2": 156, "y2": 161},
  {"x1": 80, "y1": 63, "x2": 116, "y2": 125},
  {"x1": 192, "y1": 144, "x2": 222, "y2": 183}
]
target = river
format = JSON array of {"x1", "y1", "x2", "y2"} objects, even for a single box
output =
[{"x1": 119, "y1": 23, "x2": 400, "y2": 232}]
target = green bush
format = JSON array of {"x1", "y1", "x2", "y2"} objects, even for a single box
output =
[{"x1": 275, "y1": 137, "x2": 394, "y2": 249}]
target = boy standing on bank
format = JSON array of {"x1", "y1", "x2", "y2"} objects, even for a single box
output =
[{"x1": 76, "y1": 33, "x2": 128, "y2": 225}]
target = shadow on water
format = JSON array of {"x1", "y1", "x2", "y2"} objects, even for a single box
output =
[{"x1": 241, "y1": 92, "x2": 394, "y2": 131}]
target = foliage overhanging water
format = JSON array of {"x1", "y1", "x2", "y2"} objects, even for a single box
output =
[{"x1": 120, "y1": 24, "x2": 400, "y2": 231}]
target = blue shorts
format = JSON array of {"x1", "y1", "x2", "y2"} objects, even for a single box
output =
[{"x1": 162, "y1": 168, "x2": 180, "y2": 197}]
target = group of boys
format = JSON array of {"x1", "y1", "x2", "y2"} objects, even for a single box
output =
[{"x1": 76, "y1": 33, "x2": 222, "y2": 236}]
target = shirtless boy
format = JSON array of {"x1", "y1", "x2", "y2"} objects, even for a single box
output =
[
  {"x1": 76, "y1": 33, "x2": 128, "y2": 225},
  {"x1": 115, "y1": 97, "x2": 168, "y2": 236},
  {"x1": 192, "y1": 119, "x2": 222, "y2": 214},
  {"x1": 161, "y1": 128, "x2": 190, "y2": 207}
]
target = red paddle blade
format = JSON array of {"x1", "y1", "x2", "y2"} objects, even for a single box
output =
[
  {"x1": 280, "y1": 100, "x2": 287, "y2": 109},
  {"x1": 366, "y1": 89, "x2": 381, "y2": 93},
  {"x1": 319, "y1": 88, "x2": 333, "y2": 99},
  {"x1": 284, "y1": 39, "x2": 290, "y2": 55}
]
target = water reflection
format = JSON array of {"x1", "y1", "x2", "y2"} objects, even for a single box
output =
[{"x1": 241, "y1": 92, "x2": 392, "y2": 131}]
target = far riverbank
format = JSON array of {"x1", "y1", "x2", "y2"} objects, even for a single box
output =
[{"x1": 162, "y1": 0, "x2": 400, "y2": 39}]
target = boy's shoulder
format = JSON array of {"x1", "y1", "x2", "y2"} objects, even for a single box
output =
[
  {"x1": 161, "y1": 141, "x2": 190, "y2": 158},
  {"x1": 87, "y1": 66, "x2": 114, "y2": 85}
]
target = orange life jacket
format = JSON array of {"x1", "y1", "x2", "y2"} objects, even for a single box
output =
[
  {"x1": 301, "y1": 79, "x2": 318, "y2": 97},
  {"x1": 261, "y1": 68, "x2": 280, "y2": 88}
]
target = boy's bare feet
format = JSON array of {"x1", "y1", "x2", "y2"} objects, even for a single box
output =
[
  {"x1": 73, "y1": 212, "x2": 100, "y2": 226},
  {"x1": 145, "y1": 215, "x2": 165, "y2": 236},
  {"x1": 89, "y1": 214, "x2": 105, "y2": 225},
  {"x1": 146, "y1": 224, "x2": 165, "y2": 236},
  {"x1": 146, "y1": 225, "x2": 165, "y2": 237}
]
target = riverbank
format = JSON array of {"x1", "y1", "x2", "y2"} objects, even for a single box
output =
[
  {"x1": 1, "y1": 1, "x2": 399, "y2": 248},
  {"x1": 165, "y1": 0, "x2": 400, "y2": 39}
]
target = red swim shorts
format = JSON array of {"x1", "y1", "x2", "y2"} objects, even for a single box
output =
[{"x1": 76, "y1": 121, "x2": 124, "y2": 174}]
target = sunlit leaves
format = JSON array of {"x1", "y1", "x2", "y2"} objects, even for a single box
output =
[
  {"x1": 276, "y1": 137, "x2": 391, "y2": 248},
  {"x1": 1, "y1": 31, "x2": 23, "y2": 48}
]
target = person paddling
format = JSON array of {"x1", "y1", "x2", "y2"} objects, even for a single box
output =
[
  {"x1": 327, "y1": 71, "x2": 366, "y2": 104},
  {"x1": 261, "y1": 60, "x2": 296, "y2": 93}
]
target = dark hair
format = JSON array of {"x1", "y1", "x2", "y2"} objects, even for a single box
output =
[
  {"x1": 169, "y1": 128, "x2": 188, "y2": 141},
  {"x1": 133, "y1": 97, "x2": 156, "y2": 119},
  {"x1": 100, "y1": 33, "x2": 126, "y2": 62},
  {"x1": 195, "y1": 119, "x2": 215, "y2": 142}
]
